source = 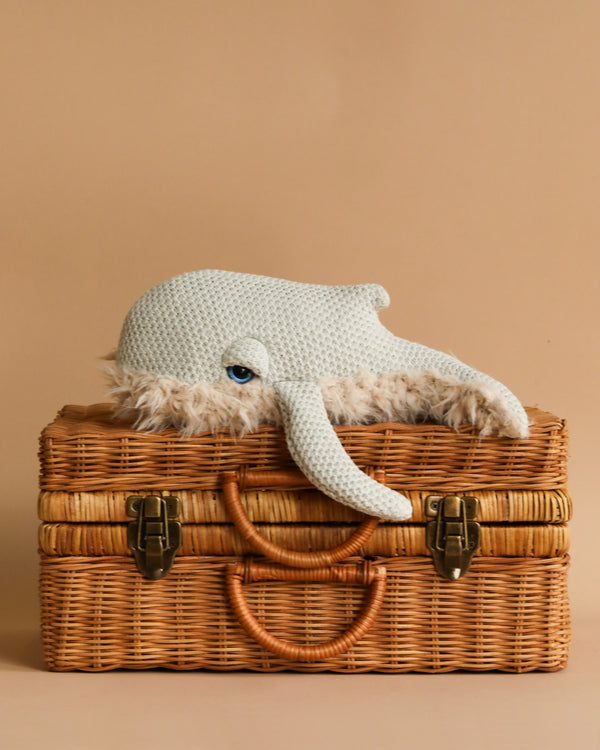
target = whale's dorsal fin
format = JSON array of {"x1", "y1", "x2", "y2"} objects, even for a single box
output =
[{"x1": 348, "y1": 283, "x2": 390, "y2": 312}]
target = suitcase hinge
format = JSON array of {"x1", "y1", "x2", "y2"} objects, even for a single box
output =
[
  {"x1": 126, "y1": 495, "x2": 181, "y2": 580},
  {"x1": 425, "y1": 495, "x2": 480, "y2": 580}
]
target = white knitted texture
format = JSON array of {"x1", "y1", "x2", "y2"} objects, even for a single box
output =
[
  {"x1": 118, "y1": 270, "x2": 525, "y2": 421},
  {"x1": 114, "y1": 269, "x2": 530, "y2": 520},
  {"x1": 274, "y1": 380, "x2": 412, "y2": 521},
  {"x1": 119, "y1": 271, "x2": 398, "y2": 383}
]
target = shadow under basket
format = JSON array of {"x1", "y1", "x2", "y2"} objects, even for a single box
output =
[{"x1": 38, "y1": 404, "x2": 572, "y2": 672}]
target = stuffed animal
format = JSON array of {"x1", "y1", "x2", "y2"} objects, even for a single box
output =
[{"x1": 106, "y1": 269, "x2": 529, "y2": 521}]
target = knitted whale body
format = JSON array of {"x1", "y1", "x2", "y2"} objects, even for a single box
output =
[{"x1": 107, "y1": 270, "x2": 529, "y2": 521}]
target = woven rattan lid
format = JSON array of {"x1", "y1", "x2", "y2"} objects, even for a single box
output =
[{"x1": 39, "y1": 403, "x2": 568, "y2": 493}]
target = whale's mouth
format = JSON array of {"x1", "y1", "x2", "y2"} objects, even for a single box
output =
[{"x1": 103, "y1": 355, "x2": 528, "y2": 439}]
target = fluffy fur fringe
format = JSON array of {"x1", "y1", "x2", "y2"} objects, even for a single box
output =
[{"x1": 103, "y1": 357, "x2": 528, "y2": 439}]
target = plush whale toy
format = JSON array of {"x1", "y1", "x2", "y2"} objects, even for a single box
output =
[{"x1": 106, "y1": 269, "x2": 529, "y2": 521}]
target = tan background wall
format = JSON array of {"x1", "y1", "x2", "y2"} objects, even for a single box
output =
[{"x1": 1, "y1": 2, "x2": 598, "y2": 748}]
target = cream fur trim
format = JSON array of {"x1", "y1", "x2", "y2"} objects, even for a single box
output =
[{"x1": 103, "y1": 357, "x2": 528, "y2": 439}]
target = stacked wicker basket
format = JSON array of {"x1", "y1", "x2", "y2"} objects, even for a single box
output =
[{"x1": 38, "y1": 403, "x2": 571, "y2": 672}]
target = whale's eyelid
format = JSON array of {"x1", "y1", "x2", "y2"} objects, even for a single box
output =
[{"x1": 221, "y1": 337, "x2": 270, "y2": 379}]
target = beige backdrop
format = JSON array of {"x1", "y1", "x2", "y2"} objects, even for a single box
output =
[{"x1": 1, "y1": 2, "x2": 599, "y2": 749}]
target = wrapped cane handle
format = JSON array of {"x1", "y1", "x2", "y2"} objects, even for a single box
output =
[
  {"x1": 225, "y1": 560, "x2": 387, "y2": 662},
  {"x1": 222, "y1": 469, "x2": 383, "y2": 567}
]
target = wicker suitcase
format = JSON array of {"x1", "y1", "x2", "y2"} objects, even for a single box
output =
[{"x1": 38, "y1": 403, "x2": 571, "y2": 672}]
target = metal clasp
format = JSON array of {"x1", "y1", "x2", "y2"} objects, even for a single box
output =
[
  {"x1": 126, "y1": 495, "x2": 181, "y2": 580},
  {"x1": 425, "y1": 495, "x2": 480, "y2": 580}
]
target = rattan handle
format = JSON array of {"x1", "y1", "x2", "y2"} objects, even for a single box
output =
[
  {"x1": 225, "y1": 560, "x2": 387, "y2": 662},
  {"x1": 222, "y1": 469, "x2": 382, "y2": 567}
]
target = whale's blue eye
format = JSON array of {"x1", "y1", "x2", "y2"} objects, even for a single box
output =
[{"x1": 227, "y1": 365, "x2": 255, "y2": 384}]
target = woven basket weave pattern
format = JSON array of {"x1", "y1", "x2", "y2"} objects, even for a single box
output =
[
  {"x1": 40, "y1": 555, "x2": 571, "y2": 673},
  {"x1": 38, "y1": 404, "x2": 572, "y2": 672},
  {"x1": 39, "y1": 404, "x2": 568, "y2": 492},
  {"x1": 40, "y1": 522, "x2": 570, "y2": 559},
  {"x1": 38, "y1": 488, "x2": 573, "y2": 524}
]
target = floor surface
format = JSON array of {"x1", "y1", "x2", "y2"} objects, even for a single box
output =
[{"x1": 1, "y1": 618, "x2": 598, "y2": 750}]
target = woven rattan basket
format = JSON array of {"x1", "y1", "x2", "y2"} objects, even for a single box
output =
[{"x1": 38, "y1": 404, "x2": 571, "y2": 672}]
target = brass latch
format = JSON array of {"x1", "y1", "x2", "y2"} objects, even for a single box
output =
[
  {"x1": 126, "y1": 495, "x2": 181, "y2": 580},
  {"x1": 425, "y1": 495, "x2": 480, "y2": 580}
]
